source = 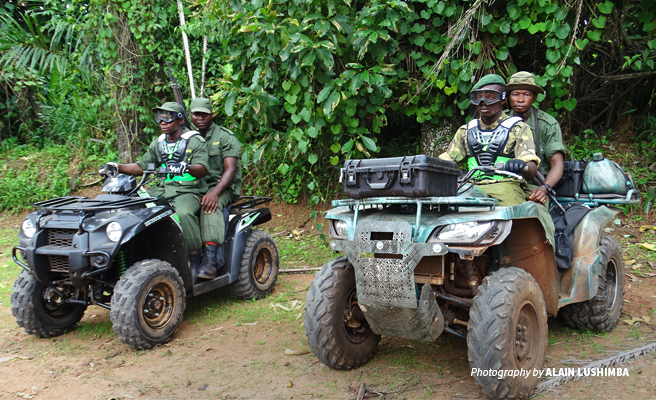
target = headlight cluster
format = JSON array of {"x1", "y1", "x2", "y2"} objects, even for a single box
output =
[
  {"x1": 330, "y1": 220, "x2": 349, "y2": 239},
  {"x1": 430, "y1": 220, "x2": 509, "y2": 245},
  {"x1": 21, "y1": 219, "x2": 36, "y2": 238},
  {"x1": 106, "y1": 222, "x2": 122, "y2": 242}
]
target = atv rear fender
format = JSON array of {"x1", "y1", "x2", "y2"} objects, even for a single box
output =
[
  {"x1": 558, "y1": 206, "x2": 618, "y2": 308},
  {"x1": 224, "y1": 208, "x2": 272, "y2": 284}
]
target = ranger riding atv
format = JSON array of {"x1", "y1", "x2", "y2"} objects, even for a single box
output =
[
  {"x1": 304, "y1": 155, "x2": 636, "y2": 399},
  {"x1": 12, "y1": 165, "x2": 279, "y2": 349}
]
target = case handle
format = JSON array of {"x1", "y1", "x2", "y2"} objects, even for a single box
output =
[{"x1": 364, "y1": 170, "x2": 396, "y2": 189}]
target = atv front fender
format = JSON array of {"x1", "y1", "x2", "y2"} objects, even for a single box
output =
[{"x1": 558, "y1": 206, "x2": 619, "y2": 308}]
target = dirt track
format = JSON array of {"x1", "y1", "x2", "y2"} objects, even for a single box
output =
[{"x1": 1, "y1": 206, "x2": 656, "y2": 399}]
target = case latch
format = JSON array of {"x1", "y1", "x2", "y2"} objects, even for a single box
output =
[{"x1": 400, "y1": 157, "x2": 413, "y2": 184}]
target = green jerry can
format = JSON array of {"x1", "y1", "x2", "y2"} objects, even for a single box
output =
[{"x1": 582, "y1": 152, "x2": 631, "y2": 195}]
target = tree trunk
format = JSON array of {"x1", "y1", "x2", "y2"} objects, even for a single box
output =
[
  {"x1": 106, "y1": 9, "x2": 148, "y2": 163},
  {"x1": 419, "y1": 120, "x2": 456, "y2": 157}
]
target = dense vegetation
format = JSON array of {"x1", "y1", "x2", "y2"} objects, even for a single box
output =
[{"x1": 0, "y1": 0, "x2": 654, "y2": 213}]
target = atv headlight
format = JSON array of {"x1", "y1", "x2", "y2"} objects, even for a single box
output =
[
  {"x1": 106, "y1": 222, "x2": 122, "y2": 242},
  {"x1": 21, "y1": 219, "x2": 36, "y2": 239},
  {"x1": 331, "y1": 220, "x2": 349, "y2": 239},
  {"x1": 434, "y1": 221, "x2": 493, "y2": 242}
]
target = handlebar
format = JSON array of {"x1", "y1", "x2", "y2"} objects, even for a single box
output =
[{"x1": 458, "y1": 165, "x2": 524, "y2": 188}]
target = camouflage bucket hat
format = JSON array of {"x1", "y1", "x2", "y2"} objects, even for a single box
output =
[{"x1": 506, "y1": 71, "x2": 545, "y2": 95}]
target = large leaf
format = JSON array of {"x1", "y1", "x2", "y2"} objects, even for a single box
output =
[
  {"x1": 598, "y1": 1, "x2": 614, "y2": 14},
  {"x1": 361, "y1": 135, "x2": 377, "y2": 152}
]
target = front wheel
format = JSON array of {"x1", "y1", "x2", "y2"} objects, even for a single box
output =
[
  {"x1": 467, "y1": 267, "x2": 548, "y2": 400},
  {"x1": 11, "y1": 270, "x2": 86, "y2": 338},
  {"x1": 559, "y1": 235, "x2": 624, "y2": 332},
  {"x1": 110, "y1": 259, "x2": 185, "y2": 350},
  {"x1": 227, "y1": 229, "x2": 279, "y2": 300},
  {"x1": 304, "y1": 257, "x2": 381, "y2": 370}
]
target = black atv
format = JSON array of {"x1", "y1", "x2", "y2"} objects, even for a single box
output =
[{"x1": 11, "y1": 165, "x2": 279, "y2": 349}]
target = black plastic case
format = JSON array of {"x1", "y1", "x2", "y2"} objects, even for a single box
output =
[
  {"x1": 553, "y1": 160, "x2": 587, "y2": 197},
  {"x1": 342, "y1": 155, "x2": 460, "y2": 199}
]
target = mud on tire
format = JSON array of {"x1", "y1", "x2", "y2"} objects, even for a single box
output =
[
  {"x1": 11, "y1": 270, "x2": 86, "y2": 338},
  {"x1": 467, "y1": 267, "x2": 548, "y2": 400},
  {"x1": 227, "y1": 229, "x2": 279, "y2": 300},
  {"x1": 559, "y1": 234, "x2": 624, "y2": 332},
  {"x1": 304, "y1": 257, "x2": 381, "y2": 370},
  {"x1": 110, "y1": 259, "x2": 185, "y2": 350}
]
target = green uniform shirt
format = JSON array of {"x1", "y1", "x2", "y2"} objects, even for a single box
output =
[
  {"x1": 439, "y1": 112, "x2": 541, "y2": 179},
  {"x1": 137, "y1": 133, "x2": 209, "y2": 199},
  {"x1": 512, "y1": 106, "x2": 567, "y2": 176},
  {"x1": 203, "y1": 124, "x2": 242, "y2": 197}
]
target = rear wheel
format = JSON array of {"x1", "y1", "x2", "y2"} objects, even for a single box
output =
[
  {"x1": 560, "y1": 235, "x2": 624, "y2": 331},
  {"x1": 228, "y1": 229, "x2": 279, "y2": 300},
  {"x1": 304, "y1": 257, "x2": 380, "y2": 370},
  {"x1": 11, "y1": 270, "x2": 86, "y2": 338},
  {"x1": 110, "y1": 259, "x2": 185, "y2": 350},
  {"x1": 467, "y1": 267, "x2": 547, "y2": 400}
]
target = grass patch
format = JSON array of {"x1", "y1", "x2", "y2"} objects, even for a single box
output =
[
  {"x1": 0, "y1": 145, "x2": 79, "y2": 213},
  {"x1": 75, "y1": 319, "x2": 114, "y2": 339},
  {"x1": 275, "y1": 233, "x2": 334, "y2": 269},
  {"x1": 0, "y1": 223, "x2": 21, "y2": 307},
  {"x1": 184, "y1": 282, "x2": 305, "y2": 327}
]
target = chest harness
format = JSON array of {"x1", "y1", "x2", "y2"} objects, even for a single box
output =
[
  {"x1": 466, "y1": 116, "x2": 522, "y2": 179},
  {"x1": 157, "y1": 131, "x2": 199, "y2": 181}
]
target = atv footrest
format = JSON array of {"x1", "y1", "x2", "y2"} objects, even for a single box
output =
[{"x1": 192, "y1": 273, "x2": 231, "y2": 296}]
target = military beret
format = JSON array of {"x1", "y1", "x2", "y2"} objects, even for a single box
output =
[
  {"x1": 472, "y1": 74, "x2": 506, "y2": 91},
  {"x1": 153, "y1": 101, "x2": 185, "y2": 114}
]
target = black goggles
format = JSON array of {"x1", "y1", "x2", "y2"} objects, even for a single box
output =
[
  {"x1": 154, "y1": 111, "x2": 180, "y2": 124},
  {"x1": 469, "y1": 89, "x2": 506, "y2": 106}
]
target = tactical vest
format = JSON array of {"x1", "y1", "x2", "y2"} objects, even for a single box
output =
[
  {"x1": 157, "y1": 131, "x2": 199, "y2": 181},
  {"x1": 466, "y1": 116, "x2": 522, "y2": 178}
]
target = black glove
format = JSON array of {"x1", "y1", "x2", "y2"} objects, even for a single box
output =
[
  {"x1": 166, "y1": 161, "x2": 188, "y2": 175},
  {"x1": 99, "y1": 162, "x2": 119, "y2": 177},
  {"x1": 504, "y1": 159, "x2": 526, "y2": 174}
]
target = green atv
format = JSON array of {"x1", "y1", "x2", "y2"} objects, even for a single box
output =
[{"x1": 304, "y1": 160, "x2": 637, "y2": 400}]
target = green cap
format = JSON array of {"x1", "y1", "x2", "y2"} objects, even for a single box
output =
[
  {"x1": 506, "y1": 71, "x2": 545, "y2": 94},
  {"x1": 153, "y1": 101, "x2": 185, "y2": 114},
  {"x1": 190, "y1": 97, "x2": 213, "y2": 113},
  {"x1": 472, "y1": 74, "x2": 506, "y2": 91}
]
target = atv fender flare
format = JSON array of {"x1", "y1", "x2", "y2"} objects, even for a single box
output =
[
  {"x1": 119, "y1": 206, "x2": 179, "y2": 245},
  {"x1": 558, "y1": 205, "x2": 619, "y2": 307},
  {"x1": 225, "y1": 208, "x2": 272, "y2": 284},
  {"x1": 114, "y1": 206, "x2": 192, "y2": 293}
]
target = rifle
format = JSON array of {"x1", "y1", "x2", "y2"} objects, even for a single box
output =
[
  {"x1": 533, "y1": 171, "x2": 567, "y2": 214},
  {"x1": 165, "y1": 62, "x2": 192, "y2": 130}
]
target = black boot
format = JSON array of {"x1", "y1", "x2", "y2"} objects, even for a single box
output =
[{"x1": 197, "y1": 244, "x2": 218, "y2": 280}]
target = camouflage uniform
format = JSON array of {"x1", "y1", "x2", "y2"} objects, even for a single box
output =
[{"x1": 439, "y1": 112, "x2": 540, "y2": 206}]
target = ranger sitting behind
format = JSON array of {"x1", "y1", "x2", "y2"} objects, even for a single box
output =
[
  {"x1": 100, "y1": 101, "x2": 209, "y2": 257},
  {"x1": 439, "y1": 74, "x2": 540, "y2": 206},
  {"x1": 190, "y1": 98, "x2": 243, "y2": 280},
  {"x1": 507, "y1": 71, "x2": 566, "y2": 205}
]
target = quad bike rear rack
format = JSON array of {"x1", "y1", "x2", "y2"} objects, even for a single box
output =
[
  {"x1": 231, "y1": 196, "x2": 272, "y2": 210},
  {"x1": 556, "y1": 189, "x2": 640, "y2": 207}
]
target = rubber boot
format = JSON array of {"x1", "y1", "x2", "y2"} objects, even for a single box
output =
[{"x1": 197, "y1": 244, "x2": 218, "y2": 280}]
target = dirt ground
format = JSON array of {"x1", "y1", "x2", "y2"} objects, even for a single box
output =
[{"x1": 1, "y1": 202, "x2": 655, "y2": 400}]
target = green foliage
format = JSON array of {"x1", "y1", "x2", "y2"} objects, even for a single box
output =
[
  {"x1": 568, "y1": 129, "x2": 609, "y2": 160},
  {"x1": 0, "y1": 145, "x2": 73, "y2": 212},
  {"x1": 0, "y1": 0, "x2": 654, "y2": 209}
]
